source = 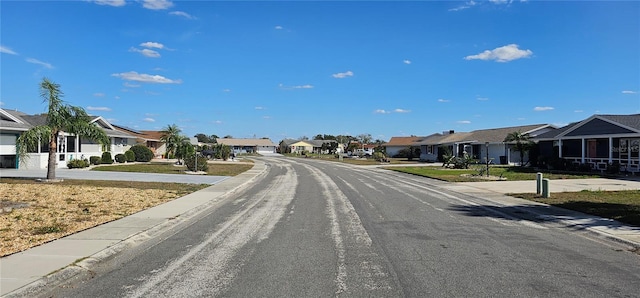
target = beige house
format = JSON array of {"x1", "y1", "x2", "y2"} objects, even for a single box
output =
[{"x1": 215, "y1": 138, "x2": 278, "y2": 154}]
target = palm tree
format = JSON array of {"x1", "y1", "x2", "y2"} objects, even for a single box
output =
[
  {"x1": 504, "y1": 131, "x2": 533, "y2": 167},
  {"x1": 16, "y1": 78, "x2": 110, "y2": 180},
  {"x1": 160, "y1": 124, "x2": 183, "y2": 159}
]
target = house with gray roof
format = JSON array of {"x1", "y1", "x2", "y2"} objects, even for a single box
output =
[
  {"x1": 0, "y1": 108, "x2": 137, "y2": 169},
  {"x1": 416, "y1": 124, "x2": 556, "y2": 164},
  {"x1": 534, "y1": 114, "x2": 640, "y2": 173}
]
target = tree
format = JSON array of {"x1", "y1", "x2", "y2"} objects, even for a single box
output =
[
  {"x1": 357, "y1": 133, "x2": 372, "y2": 148},
  {"x1": 16, "y1": 78, "x2": 110, "y2": 180},
  {"x1": 174, "y1": 138, "x2": 194, "y2": 164},
  {"x1": 504, "y1": 131, "x2": 533, "y2": 167},
  {"x1": 160, "y1": 124, "x2": 183, "y2": 158}
]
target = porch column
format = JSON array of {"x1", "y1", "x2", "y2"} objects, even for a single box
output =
[
  {"x1": 581, "y1": 138, "x2": 585, "y2": 163},
  {"x1": 609, "y1": 137, "x2": 613, "y2": 164},
  {"x1": 558, "y1": 139, "x2": 563, "y2": 158}
]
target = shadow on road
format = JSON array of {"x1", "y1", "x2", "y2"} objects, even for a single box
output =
[{"x1": 448, "y1": 203, "x2": 640, "y2": 231}]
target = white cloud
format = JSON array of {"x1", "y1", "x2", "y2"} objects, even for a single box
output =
[
  {"x1": 449, "y1": 0, "x2": 476, "y2": 11},
  {"x1": 464, "y1": 44, "x2": 533, "y2": 62},
  {"x1": 394, "y1": 108, "x2": 411, "y2": 113},
  {"x1": 516, "y1": 117, "x2": 526, "y2": 121},
  {"x1": 477, "y1": 97, "x2": 489, "y2": 101},
  {"x1": 223, "y1": 88, "x2": 231, "y2": 92},
  {"x1": 255, "y1": 106, "x2": 266, "y2": 110},
  {"x1": 169, "y1": 11, "x2": 196, "y2": 19},
  {"x1": 214, "y1": 120, "x2": 223, "y2": 124},
  {"x1": 275, "y1": 25, "x2": 283, "y2": 30},
  {"x1": 403, "y1": 59, "x2": 412, "y2": 65},
  {"x1": 332, "y1": 71, "x2": 354, "y2": 79},
  {"x1": 114, "y1": 96, "x2": 120, "y2": 99},
  {"x1": 457, "y1": 120, "x2": 471, "y2": 124},
  {"x1": 112, "y1": 71, "x2": 182, "y2": 84},
  {"x1": 622, "y1": 90, "x2": 637, "y2": 94},
  {"x1": 129, "y1": 47, "x2": 161, "y2": 58},
  {"x1": 124, "y1": 82, "x2": 141, "y2": 88},
  {"x1": 0, "y1": 45, "x2": 18, "y2": 55},
  {"x1": 533, "y1": 106, "x2": 554, "y2": 111},
  {"x1": 93, "y1": 93, "x2": 106, "y2": 97},
  {"x1": 574, "y1": 110, "x2": 583, "y2": 113},
  {"x1": 25, "y1": 58, "x2": 53, "y2": 69},
  {"x1": 438, "y1": 99, "x2": 450, "y2": 103},
  {"x1": 86, "y1": 106, "x2": 112, "y2": 112},
  {"x1": 93, "y1": 0, "x2": 126, "y2": 7},
  {"x1": 143, "y1": 117, "x2": 156, "y2": 122},
  {"x1": 263, "y1": 116, "x2": 271, "y2": 119},
  {"x1": 279, "y1": 83, "x2": 314, "y2": 90},
  {"x1": 142, "y1": 0, "x2": 173, "y2": 10},
  {"x1": 489, "y1": 0, "x2": 509, "y2": 3},
  {"x1": 140, "y1": 42, "x2": 165, "y2": 49},
  {"x1": 374, "y1": 109, "x2": 391, "y2": 114}
]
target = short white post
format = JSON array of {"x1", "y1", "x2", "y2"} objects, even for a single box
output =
[
  {"x1": 536, "y1": 172, "x2": 543, "y2": 195},
  {"x1": 542, "y1": 178, "x2": 550, "y2": 198}
]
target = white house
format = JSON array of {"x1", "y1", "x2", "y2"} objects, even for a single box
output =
[{"x1": 0, "y1": 108, "x2": 137, "y2": 169}]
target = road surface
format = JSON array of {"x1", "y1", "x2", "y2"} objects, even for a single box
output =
[{"x1": 37, "y1": 156, "x2": 640, "y2": 297}]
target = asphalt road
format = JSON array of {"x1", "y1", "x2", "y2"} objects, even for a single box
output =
[{"x1": 38, "y1": 156, "x2": 640, "y2": 297}]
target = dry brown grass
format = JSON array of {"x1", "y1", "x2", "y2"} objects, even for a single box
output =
[{"x1": 0, "y1": 178, "x2": 208, "y2": 257}]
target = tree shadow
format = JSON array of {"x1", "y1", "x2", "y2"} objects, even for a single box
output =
[{"x1": 448, "y1": 202, "x2": 640, "y2": 231}]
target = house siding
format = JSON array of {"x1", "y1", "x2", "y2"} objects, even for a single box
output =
[{"x1": 566, "y1": 118, "x2": 634, "y2": 136}]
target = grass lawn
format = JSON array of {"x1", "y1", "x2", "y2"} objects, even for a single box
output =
[
  {"x1": 0, "y1": 178, "x2": 209, "y2": 256},
  {"x1": 91, "y1": 162, "x2": 253, "y2": 176},
  {"x1": 387, "y1": 166, "x2": 601, "y2": 182},
  {"x1": 512, "y1": 190, "x2": 640, "y2": 227}
]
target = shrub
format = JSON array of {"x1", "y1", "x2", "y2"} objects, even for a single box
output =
[
  {"x1": 101, "y1": 152, "x2": 114, "y2": 164},
  {"x1": 130, "y1": 145, "x2": 154, "y2": 162},
  {"x1": 67, "y1": 159, "x2": 90, "y2": 169},
  {"x1": 184, "y1": 155, "x2": 209, "y2": 172},
  {"x1": 115, "y1": 153, "x2": 126, "y2": 163},
  {"x1": 90, "y1": 156, "x2": 101, "y2": 165},
  {"x1": 124, "y1": 150, "x2": 135, "y2": 162},
  {"x1": 373, "y1": 151, "x2": 386, "y2": 162}
]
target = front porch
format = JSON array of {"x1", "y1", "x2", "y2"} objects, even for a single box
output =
[{"x1": 555, "y1": 137, "x2": 639, "y2": 173}]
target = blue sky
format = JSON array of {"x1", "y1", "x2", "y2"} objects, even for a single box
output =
[{"x1": 1, "y1": 0, "x2": 638, "y2": 142}]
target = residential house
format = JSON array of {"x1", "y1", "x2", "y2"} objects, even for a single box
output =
[
  {"x1": 113, "y1": 124, "x2": 166, "y2": 158},
  {"x1": 534, "y1": 114, "x2": 640, "y2": 173},
  {"x1": 279, "y1": 139, "x2": 343, "y2": 154},
  {"x1": 215, "y1": 138, "x2": 277, "y2": 154},
  {"x1": 416, "y1": 124, "x2": 556, "y2": 165},
  {"x1": 384, "y1": 135, "x2": 430, "y2": 157},
  {"x1": 0, "y1": 108, "x2": 137, "y2": 169}
]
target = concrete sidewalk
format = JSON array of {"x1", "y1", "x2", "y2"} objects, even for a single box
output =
[
  {"x1": 458, "y1": 177, "x2": 640, "y2": 194},
  {"x1": 0, "y1": 161, "x2": 267, "y2": 297},
  {"x1": 0, "y1": 167, "x2": 229, "y2": 185}
]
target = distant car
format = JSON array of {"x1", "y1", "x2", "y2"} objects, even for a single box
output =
[{"x1": 201, "y1": 150, "x2": 214, "y2": 158}]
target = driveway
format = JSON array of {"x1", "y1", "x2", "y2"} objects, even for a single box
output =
[{"x1": 0, "y1": 168, "x2": 229, "y2": 185}]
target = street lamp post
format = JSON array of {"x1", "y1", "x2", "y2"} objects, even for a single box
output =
[{"x1": 485, "y1": 142, "x2": 490, "y2": 177}]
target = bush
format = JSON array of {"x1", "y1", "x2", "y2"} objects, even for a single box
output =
[
  {"x1": 130, "y1": 145, "x2": 154, "y2": 162},
  {"x1": 101, "y1": 152, "x2": 114, "y2": 164},
  {"x1": 115, "y1": 153, "x2": 126, "y2": 163},
  {"x1": 184, "y1": 155, "x2": 209, "y2": 172},
  {"x1": 67, "y1": 159, "x2": 90, "y2": 169},
  {"x1": 124, "y1": 150, "x2": 135, "y2": 162},
  {"x1": 89, "y1": 156, "x2": 101, "y2": 165}
]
